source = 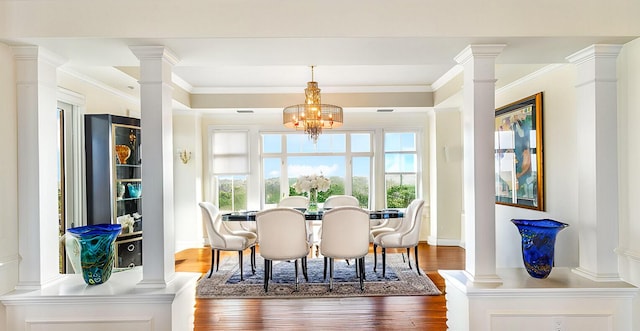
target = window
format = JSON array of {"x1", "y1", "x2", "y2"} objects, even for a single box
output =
[
  {"x1": 261, "y1": 132, "x2": 372, "y2": 208},
  {"x1": 211, "y1": 130, "x2": 250, "y2": 212},
  {"x1": 211, "y1": 127, "x2": 421, "y2": 212},
  {"x1": 384, "y1": 132, "x2": 418, "y2": 208}
]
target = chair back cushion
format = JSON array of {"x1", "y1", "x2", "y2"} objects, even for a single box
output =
[
  {"x1": 320, "y1": 206, "x2": 370, "y2": 259},
  {"x1": 322, "y1": 195, "x2": 359, "y2": 208},
  {"x1": 402, "y1": 199, "x2": 425, "y2": 245},
  {"x1": 199, "y1": 201, "x2": 252, "y2": 250},
  {"x1": 377, "y1": 199, "x2": 425, "y2": 248},
  {"x1": 277, "y1": 196, "x2": 309, "y2": 208},
  {"x1": 255, "y1": 208, "x2": 310, "y2": 260}
]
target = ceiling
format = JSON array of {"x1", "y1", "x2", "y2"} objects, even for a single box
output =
[
  {"x1": 1, "y1": 1, "x2": 638, "y2": 112},
  {"x1": 27, "y1": 37, "x2": 631, "y2": 104}
]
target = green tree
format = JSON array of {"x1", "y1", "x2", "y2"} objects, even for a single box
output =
[
  {"x1": 264, "y1": 177, "x2": 280, "y2": 204},
  {"x1": 386, "y1": 184, "x2": 415, "y2": 208}
]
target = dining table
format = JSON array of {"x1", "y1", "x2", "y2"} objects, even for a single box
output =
[{"x1": 222, "y1": 208, "x2": 404, "y2": 222}]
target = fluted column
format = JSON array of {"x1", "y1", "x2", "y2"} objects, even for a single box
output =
[
  {"x1": 567, "y1": 44, "x2": 622, "y2": 281},
  {"x1": 130, "y1": 46, "x2": 178, "y2": 287},
  {"x1": 13, "y1": 46, "x2": 65, "y2": 289},
  {"x1": 455, "y1": 44, "x2": 505, "y2": 283}
]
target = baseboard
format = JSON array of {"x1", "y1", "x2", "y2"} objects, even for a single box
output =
[{"x1": 425, "y1": 237, "x2": 462, "y2": 247}]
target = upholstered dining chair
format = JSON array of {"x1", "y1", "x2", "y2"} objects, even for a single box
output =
[
  {"x1": 199, "y1": 202, "x2": 257, "y2": 281},
  {"x1": 372, "y1": 199, "x2": 425, "y2": 277},
  {"x1": 278, "y1": 195, "x2": 313, "y2": 245},
  {"x1": 322, "y1": 195, "x2": 360, "y2": 209},
  {"x1": 317, "y1": 194, "x2": 361, "y2": 261},
  {"x1": 320, "y1": 206, "x2": 370, "y2": 291},
  {"x1": 255, "y1": 207, "x2": 310, "y2": 292},
  {"x1": 277, "y1": 195, "x2": 309, "y2": 209}
]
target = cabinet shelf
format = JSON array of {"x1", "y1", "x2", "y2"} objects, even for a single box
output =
[
  {"x1": 85, "y1": 114, "x2": 143, "y2": 268},
  {"x1": 117, "y1": 197, "x2": 142, "y2": 202},
  {"x1": 116, "y1": 164, "x2": 141, "y2": 168}
]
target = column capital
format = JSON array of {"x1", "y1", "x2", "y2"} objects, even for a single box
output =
[
  {"x1": 454, "y1": 44, "x2": 506, "y2": 65},
  {"x1": 11, "y1": 45, "x2": 66, "y2": 67},
  {"x1": 566, "y1": 44, "x2": 623, "y2": 65},
  {"x1": 129, "y1": 45, "x2": 180, "y2": 66}
]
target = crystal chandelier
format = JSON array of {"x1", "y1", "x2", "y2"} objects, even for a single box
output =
[{"x1": 283, "y1": 66, "x2": 343, "y2": 143}]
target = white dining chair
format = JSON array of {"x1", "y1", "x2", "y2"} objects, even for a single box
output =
[
  {"x1": 322, "y1": 195, "x2": 360, "y2": 209},
  {"x1": 320, "y1": 206, "x2": 370, "y2": 291},
  {"x1": 278, "y1": 195, "x2": 313, "y2": 246},
  {"x1": 199, "y1": 202, "x2": 257, "y2": 280},
  {"x1": 372, "y1": 199, "x2": 425, "y2": 277},
  {"x1": 318, "y1": 195, "x2": 361, "y2": 262},
  {"x1": 255, "y1": 207, "x2": 310, "y2": 292},
  {"x1": 277, "y1": 196, "x2": 309, "y2": 209}
]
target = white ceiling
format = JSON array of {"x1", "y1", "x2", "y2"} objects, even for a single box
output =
[
  {"x1": 1, "y1": 1, "x2": 638, "y2": 109},
  {"x1": 28, "y1": 36, "x2": 631, "y2": 98}
]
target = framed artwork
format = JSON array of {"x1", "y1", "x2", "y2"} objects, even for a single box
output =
[{"x1": 494, "y1": 92, "x2": 544, "y2": 210}]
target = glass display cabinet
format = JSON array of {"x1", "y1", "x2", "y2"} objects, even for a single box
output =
[{"x1": 85, "y1": 114, "x2": 143, "y2": 268}]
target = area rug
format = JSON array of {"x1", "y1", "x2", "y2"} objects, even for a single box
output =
[{"x1": 196, "y1": 253, "x2": 441, "y2": 298}]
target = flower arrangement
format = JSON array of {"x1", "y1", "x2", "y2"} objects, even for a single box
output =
[
  {"x1": 293, "y1": 174, "x2": 331, "y2": 194},
  {"x1": 293, "y1": 174, "x2": 330, "y2": 211}
]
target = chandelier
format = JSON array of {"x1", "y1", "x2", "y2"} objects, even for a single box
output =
[{"x1": 283, "y1": 66, "x2": 343, "y2": 143}]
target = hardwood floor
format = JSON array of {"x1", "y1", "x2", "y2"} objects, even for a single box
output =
[{"x1": 175, "y1": 243, "x2": 465, "y2": 330}]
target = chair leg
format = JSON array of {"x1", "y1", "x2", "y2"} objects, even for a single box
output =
[
  {"x1": 402, "y1": 252, "x2": 406, "y2": 263},
  {"x1": 355, "y1": 257, "x2": 359, "y2": 275},
  {"x1": 359, "y1": 257, "x2": 365, "y2": 291},
  {"x1": 250, "y1": 246, "x2": 256, "y2": 274},
  {"x1": 216, "y1": 250, "x2": 221, "y2": 271},
  {"x1": 382, "y1": 247, "x2": 387, "y2": 278},
  {"x1": 373, "y1": 244, "x2": 378, "y2": 272},
  {"x1": 238, "y1": 250, "x2": 244, "y2": 281},
  {"x1": 263, "y1": 259, "x2": 270, "y2": 292},
  {"x1": 329, "y1": 258, "x2": 335, "y2": 292},
  {"x1": 414, "y1": 245, "x2": 422, "y2": 275},
  {"x1": 302, "y1": 256, "x2": 309, "y2": 282},
  {"x1": 208, "y1": 248, "x2": 216, "y2": 278},
  {"x1": 294, "y1": 259, "x2": 299, "y2": 291},
  {"x1": 323, "y1": 256, "x2": 328, "y2": 280},
  {"x1": 406, "y1": 247, "x2": 412, "y2": 270}
]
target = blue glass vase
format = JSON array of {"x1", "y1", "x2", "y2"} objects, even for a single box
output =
[
  {"x1": 511, "y1": 219, "x2": 568, "y2": 279},
  {"x1": 66, "y1": 224, "x2": 122, "y2": 285}
]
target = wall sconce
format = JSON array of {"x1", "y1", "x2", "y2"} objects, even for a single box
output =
[{"x1": 177, "y1": 149, "x2": 192, "y2": 164}]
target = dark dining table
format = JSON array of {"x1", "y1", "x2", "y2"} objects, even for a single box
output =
[{"x1": 222, "y1": 209, "x2": 404, "y2": 221}]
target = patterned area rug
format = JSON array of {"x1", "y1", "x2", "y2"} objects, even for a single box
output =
[{"x1": 196, "y1": 253, "x2": 441, "y2": 298}]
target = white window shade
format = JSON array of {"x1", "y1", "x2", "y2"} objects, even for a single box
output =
[{"x1": 212, "y1": 131, "x2": 249, "y2": 175}]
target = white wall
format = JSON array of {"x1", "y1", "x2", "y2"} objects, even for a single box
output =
[
  {"x1": 58, "y1": 71, "x2": 140, "y2": 117},
  {"x1": 494, "y1": 64, "x2": 580, "y2": 268},
  {"x1": 0, "y1": 42, "x2": 18, "y2": 326},
  {"x1": 493, "y1": 40, "x2": 640, "y2": 286},
  {"x1": 173, "y1": 112, "x2": 204, "y2": 251},
  {"x1": 618, "y1": 38, "x2": 640, "y2": 288}
]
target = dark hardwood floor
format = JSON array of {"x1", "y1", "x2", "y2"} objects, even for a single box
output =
[{"x1": 175, "y1": 243, "x2": 465, "y2": 330}]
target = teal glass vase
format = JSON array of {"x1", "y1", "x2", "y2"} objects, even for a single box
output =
[
  {"x1": 511, "y1": 219, "x2": 568, "y2": 279},
  {"x1": 66, "y1": 224, "x2": 122, "y2": 285}
]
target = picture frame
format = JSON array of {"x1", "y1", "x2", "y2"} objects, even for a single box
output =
[{"x1": 494, "y1": 92, "x2": 544, "y2": 210}]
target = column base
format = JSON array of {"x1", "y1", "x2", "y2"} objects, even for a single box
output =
[
  {"x1": 439, "y1": 268, "x2": 638, "y2": 331},
  {"x1": 0, "y1": 268, "x2": 200, "y2": 331}
]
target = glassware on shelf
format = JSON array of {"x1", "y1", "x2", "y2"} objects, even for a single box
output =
[
  {"x1": 66, "y1": 224, "x2": 122, "y2": 285},
  {"x1": 511, "y1": 219, "x2": 569, "y2": 279},
  {"x1": 127, "y1": 183, "x2": 141, "y2": 198}
]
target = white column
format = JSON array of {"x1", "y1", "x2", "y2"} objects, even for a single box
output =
[
  {"x1": 567, "y1": 44, "x2": 622, "y2": 281},
  {"x1": 13, "y1": 46, "x2": 65, "y2": 289},
  {"x1": 455, "y1": 44, "x2": 505, "y2": 283},
  {"x1": 130, "y1": 46, "x2": 178, "y2": 287}
]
